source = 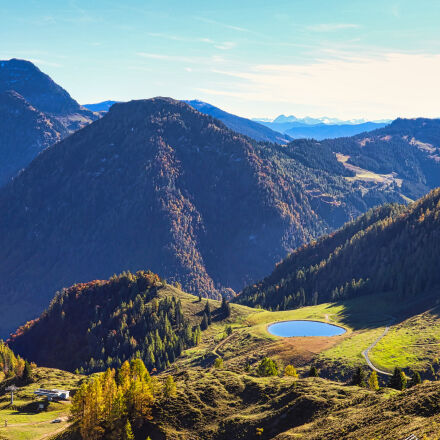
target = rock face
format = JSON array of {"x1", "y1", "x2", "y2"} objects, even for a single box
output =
[
  {"x1": 0, "y1": 59, "x2": 97, "y2": 186},
  {"x1": 0, "y1": 97, "x2": 398, "y2": 335}
]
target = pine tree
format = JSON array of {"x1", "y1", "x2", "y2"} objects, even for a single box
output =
[
  {"x1": 351, "y1": 367, "x2": 367, "y2": 387},
  {"x1": 368, "y1": 371, "x2": 379, "y2": 390},
  {"x1": 204, "y1": 301, "x2": 212, "y2": 325},
  {"x1": 388, "y1": 367, "x2": 407, "y2": 390},
  {"x1": 214, "y1": 357, "x2": 223, "y2": 369},
  {"x1": 200, "y1": 313, "x2": 209, "y2": 331},
  {"x1": 164, "y1": 375, "x2": 177, "y2": 398},
  {"x1": 22, "y1": 360, "x2": 34, "y2": 384},
  {"x1": 308, "y1": 366, "x2": 319, "y2": 377},
  {"x1": 409, "y1": 370, "x2": 422, "y2": 387},
  {"x1": 220, "y1": 296, "x2": 231, "y2": 318}
]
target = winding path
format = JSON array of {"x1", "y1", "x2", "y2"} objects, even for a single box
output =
[
  {"x1": 361, "y1": 317, "x2": 395, "y2": 376},
  {"x1": 212, "y1": 333, "x2": 233, "y2": 357}
]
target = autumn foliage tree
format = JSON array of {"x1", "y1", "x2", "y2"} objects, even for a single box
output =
[{"x1": 71, "y1": 358, "x2": 159, "y2": 439}]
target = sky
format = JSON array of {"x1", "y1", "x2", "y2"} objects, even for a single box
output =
[{"x1": 1, "y1": 0, "x2": 440, "y2": 120}]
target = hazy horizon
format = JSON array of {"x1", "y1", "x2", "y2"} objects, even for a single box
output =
[{"x1": 2, "y1": 0, "x2": 440, "y2": 120}]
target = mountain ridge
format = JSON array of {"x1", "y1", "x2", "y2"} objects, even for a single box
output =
[{"x1": 0, "y1": 97, "x2": 401, "y2": 335}]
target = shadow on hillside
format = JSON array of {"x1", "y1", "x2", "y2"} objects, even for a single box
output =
[{"x1": 330, "y1": 290, "x2": 440, "y2": 331}]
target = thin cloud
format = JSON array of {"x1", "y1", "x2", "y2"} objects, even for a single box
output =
[
  {"x1": 307, "y1": 23, "x2": 360, "y2": 32},
  {"x1": 147, "y1": 33, "x2": 214, "y2": 44},
  {"x1": 203, "y1": 52, "x2": 440, "y2": 119},
  {"x1": 215, "y1": 42, "x2": 236, "y2": 50},
  {"x1": 137, "y1": 52, "x2": 195, "y2": 63},
  {"x1": 195, "y1": 16, "x2": 250, "y2": 33}
]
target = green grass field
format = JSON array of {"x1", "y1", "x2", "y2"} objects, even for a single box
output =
[
  {"x1": 0, "y1": 368, "x2": 82, "y2": 440},
  {"x1": 368, "y1": 307, "x2": 440, "y2": 372}
]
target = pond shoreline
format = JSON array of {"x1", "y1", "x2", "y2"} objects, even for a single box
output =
[{"x1": 267, "y1": 319, "x2": 347, "y2": 338}]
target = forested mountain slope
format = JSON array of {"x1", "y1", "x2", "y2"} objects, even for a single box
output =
[
  {"x1": 9, "y1": 271, "x2": 237, "y2": 374},
  {"x1": 0, "y1": 59, "x2": 97, "y2": 185},
  {"x1": 0, "y1": 97, "x2": 401, "y2": 335},
  {"x1": 326, "y1": 118, "x2": 440, "y2": 200},
  {"x1": 236, "y1": 188, "x2": 440, "y2": 310}
]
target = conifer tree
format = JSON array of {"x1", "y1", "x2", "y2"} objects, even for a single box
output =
[
  {"x1": 351, "y1": 367, "x2": 367, "y2": 387},
  {"x1": 164, "y1": 375, "x2": 177, "y2": 398},
  {"x1": 201, "y1": 313, "x2": 209, "y2": 331},
  {"x1": 204, "y1": 301, "x2": 212, "y2": 325},
  {"x1": 308, "y1": 366, "x2": 319, "y2": 377},
  {"x1": 409, "y1": 370, "x2": 422, "y2": 387},
  {"x1": 388, "y1": 367, "x2": 407, "y2": 390},
  {"x1": 22, "y1": 360, "x2": 34, "y2": 384},
  {"x1": 368, "y1": 371, "x2": 379, "y2": 391}
]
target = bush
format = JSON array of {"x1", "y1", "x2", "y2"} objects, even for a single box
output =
[
  {"x1": 257, "y1": 357, "x2": 278, "y2": 377},
  {"x1": 284, "y1": 365, "x2": 298, "y2": 378}
]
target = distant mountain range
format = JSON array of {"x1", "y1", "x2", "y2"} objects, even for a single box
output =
[
  {"x1": 184, "y1": 100, "x2": 292, "y2": 144},
  {"x1": 0, "y1": 97, "x2": 403, "y2": 335},
  {"x1": 255, "y1": 114, "x2": 391, "y2": 126},
  {"x1": 252, "y1": 115, "x2": 389, "y2": 140},
  {"x1": 83, "y1": 100, "x2": 119, "y2": 112},
  {"x1": 0, "y1": 59, "x2": 97, "y2": 186}
]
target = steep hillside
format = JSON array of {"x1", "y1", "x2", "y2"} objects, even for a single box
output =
[
  {"x1": 0, "y1": 59, "x2": 96, "y2": 125},
  {"x1": 0, "y1": 91, "x2": 67, "y2": 185},
  {"x1": 236, "y1": 188, "x2": 440, "y2": 311},
  {"x1": 8, "y1": 270, "x2": 247, "y2": 374},
  {"x1": 186, "y1": 100, "x2": 292, "y2": 143},
  {"x1": 0, "y1": 59, "x2": 97, "y2": 185},
  {"x1": 0, "y1": 97, "x2": 400, "y2": 335},
  {"x1": 327, "y1": 118, "x2": 440, "y2": 199}
]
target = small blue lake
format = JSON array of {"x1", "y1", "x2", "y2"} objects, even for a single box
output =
[{"x1": 267, "y1": 320, "x2": 346, "y2": 337}]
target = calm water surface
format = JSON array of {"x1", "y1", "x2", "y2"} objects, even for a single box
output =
[{"x1": 267, "y1": 320, "x2": 346, "y2": 337}]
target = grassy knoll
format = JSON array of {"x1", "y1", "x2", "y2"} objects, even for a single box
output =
[
  {"x1": 0, "y1": 368, "x2": 82, "y2": 440},
  {"x1": 369, "y1": 307, "x2": 440, "y2": 373}
]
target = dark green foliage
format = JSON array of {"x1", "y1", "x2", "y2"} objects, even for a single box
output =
[
  {"x1": 21, "y1": 360, "x2": 34, "y2": 384},
  {"x1": 309, "y1": 366, "x2": 319, "y2": 378},
  {"x1": 235, "y1": 188, "x2": 440, "y2": 310},
  {"x1": 220, "y1": 296, "x2": 231, "y2": 319},
  {"x1": 200, "y1": 313, "x2": 209, "y2": 331},
  {"x1": 204, "y1": 301, "x2": 212, "y2": 325},
  {"x1": 9, "y1": 271, "x2": 203, "y2": 374},
  {"x1": 409, "y1": 370, "x2": 422, "y2": 387},
  {"x1": 351, "y1": 367, "x2": 367, "y2": 387},
  {"x1": 388, "y1": 367, "x2": 407, "y2": 390},
  {"x1": 256, "y1": 357, "x2": 278, "y2": 377},
  {"x1": 326, "y1": 118, "x2": 440, "y2": 200}
]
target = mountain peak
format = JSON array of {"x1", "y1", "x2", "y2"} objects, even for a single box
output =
[{"x1": 0, "y1": 58, "x2": 94, "y2": 117}]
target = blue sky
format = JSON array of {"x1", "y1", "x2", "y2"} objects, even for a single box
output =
[{"x1": 2, "y1": 0, "x2": 440, "y2": 119}]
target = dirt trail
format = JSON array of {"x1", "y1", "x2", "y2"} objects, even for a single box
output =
[{"x1": 212, "y1": 334, "x2": 234, "y2": 357}]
